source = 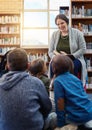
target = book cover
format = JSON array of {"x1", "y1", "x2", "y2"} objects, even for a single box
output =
[{"x1": 59, "y1": 6, "x2": 69, "y2": 18}]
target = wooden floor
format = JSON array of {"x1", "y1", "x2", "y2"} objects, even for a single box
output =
[{"x1": 54, "y1": 124, "x2": 77, "y2": 130}]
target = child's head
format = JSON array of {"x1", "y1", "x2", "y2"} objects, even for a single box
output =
[
  {"x1": 52, "y1": 55, "x2": 74, "y2": 76},
  {"x1": 7, "y1": 48, "x2": 28, "y2": 71},
  {"x1": 29, "y1": 58, "x2": 47, "y2": 77},
  {"x1": 0, "y1": 50, "x2": 11, "y2": 71}
]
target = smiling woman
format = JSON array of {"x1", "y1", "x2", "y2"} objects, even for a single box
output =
[{"x1": 48, "y1": 13, "x2": 87, "y2": 86}]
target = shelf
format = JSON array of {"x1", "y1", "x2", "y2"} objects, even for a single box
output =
[
  {"x1": 0, "y1": 13, "x2": 21, "y2": 53},
  {"x1": 71, "y1": 0, "x2": 92, "y2": 93},
  {"x1": 0, "y1": 44, "x2": 20, "y2": 47},
  {"x1": 85, "y1": 67, "x2": 92, "y2": 77},
  {"x1": 84, "y1": 34, "x2": 92, "y2": 37},
  {"x1": 84, "y1": 49, "x2": 92, "y2": 56},
  {"x1": 72, "y1": 16, "x2": 92, "y2": 19},
  {"x1": 0, "y1": 32, "x2": 20, "y2": 35},
  {"x1": 0, "y1": 53, "x2": 4, "y2": 57},
  {"x1": 0, "y1": 12, "x2": 20, "y2": 15},
  {"x1": 72, "y1": 0, "x2": 92, "y2": 2},
  {"x1": 87, "y1": 67, "x2": 92, "y2": 72},
  {"x1": 0, "y1": 23, "x2": 20, "y2": 25}
]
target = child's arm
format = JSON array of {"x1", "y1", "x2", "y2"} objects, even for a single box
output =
[{"x1": 54, "y1": 80, "x2": 66, "y2": 127}]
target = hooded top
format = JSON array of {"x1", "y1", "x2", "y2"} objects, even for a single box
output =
[{"x1": 0, "y1": 71, "x2": 52, "y2": 130}]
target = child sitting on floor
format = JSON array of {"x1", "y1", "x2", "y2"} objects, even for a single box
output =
[
  {"x1": 29, "y1": 58, "x2": 50, "y2": 95},
  {"x1": 51, "y1": 54, "x2": 92, "y2": 129}
]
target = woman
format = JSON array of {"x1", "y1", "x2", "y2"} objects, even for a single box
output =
[{"x1": 48, "y1": 14, "x2": 87, "y2": 86}]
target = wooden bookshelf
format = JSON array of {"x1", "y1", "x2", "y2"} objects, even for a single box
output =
[
  {"x1": 0, "y1": 12, "x2": 21, "y2": 54},
  {"x1": 71, "y1": 0, "x2": 92, "y2": 92}
]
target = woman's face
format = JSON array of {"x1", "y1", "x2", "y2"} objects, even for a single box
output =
[{"x1": 56, "y1": 18, "x2": 68, "y2": 32}]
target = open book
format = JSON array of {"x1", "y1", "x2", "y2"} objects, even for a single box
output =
[{"x1": 66, "y1": 54, "x2": 75, "y2": 61}]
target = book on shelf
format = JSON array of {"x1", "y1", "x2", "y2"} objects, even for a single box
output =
[
  {"x1": 85, "y1": 57, "x2": 92, "y2": 69},
  {"x1": 86, "y1": 42, "x2": 92, "y2": 49},
  {"x1": 0, "y1": 15, "x2": 20, "y2": 24},
  {"x1": 72, "y1": 6, "x2": 84, "y2": 17},
  {"x1": 73, "y1": 23, "x2": 92, "y2": 35},
  {"x1": 27, "y1": 53, "x2": 49, "y2": 62},
  {"x1": 0, "y1": 37, "x2": 20, "y2": 44},
  {"x1": 59, "y1": 6, "x2": 69, "y2": 18},
  {"x1": 72, "y1": 6, "x2": 92, "y2": 18}
]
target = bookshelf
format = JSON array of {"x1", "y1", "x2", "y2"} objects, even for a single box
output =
[
  {"x1": 24, "y1": 48, "x2": 49, "y2": 64},
  {"x1": 71, "y1": 0, "x2": 92, "y2": 92},
  {"x1": 0, "y1": 12, "x2": 21, "y2": 55}
]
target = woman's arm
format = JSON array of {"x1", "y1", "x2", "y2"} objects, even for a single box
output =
[
  {"x1": 48, "y1": 31, "x2": 60, "y2": 59},
  {"x1": 48, "y1": 32, "x2": 56, "y2": 59},
  {"x1": 70, "y1": 28, "x2": 86, "y2": 59}
]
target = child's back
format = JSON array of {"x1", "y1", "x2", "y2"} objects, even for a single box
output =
[{"x1": 52, "y1": 54, "x2": 92, "y2": 128}]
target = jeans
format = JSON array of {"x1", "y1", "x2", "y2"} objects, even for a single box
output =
[{"x1": 44, "y1": 112, "x2": 57, "y2": 130}]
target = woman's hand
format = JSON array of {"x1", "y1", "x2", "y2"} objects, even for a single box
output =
[
  {"x1": 53, "y1": 50, "x2": 60, "y2": 55},
  {"x1": 60, "y1": 51, "x2": 67, "y2": 55},
  {"x1": 53, "y1": 50, "x2": 67, "y2": 56}
]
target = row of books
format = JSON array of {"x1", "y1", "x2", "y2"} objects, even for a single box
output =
[
  {"x1": 0, "y1": 15, "x2": 20, "y2": 24},
  {"x1": 73, "y1": 23, "x2": 92, "y2": 34},
  {"x1": 86, "y1": 76, "x2": 92, "y2": 89},
  {"x1": 0, "y1": 48, "x2": 49, "y2": 62},
  {"x1": 85, "y1": 58, "x2": 91, "y2": 68},
  {"x1": 0, "y1": 37, "x2": 20, "y2": 44},
  {"x1": 27, "y1": 53, "x2": 49, "y2": 62},
  {"x1": 0, "y1": 26, "x2": 19, "y2": 33},
  {"x1": 86, "y1": 43, "x2": 92, "y2": 49},
  {"x1": 72, "y1": 6, "x2": 92, "y2": 17},
  {"x1": 85, "y1": 59, "x2": 92, "y2": 88},
  {"x1": 0, "y1": 47, "x2": 15, "y2": 54}
]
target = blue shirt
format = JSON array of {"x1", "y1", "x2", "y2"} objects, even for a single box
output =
[{"x1": 54, "y1": 72, "x2": 92, "y2": 127}]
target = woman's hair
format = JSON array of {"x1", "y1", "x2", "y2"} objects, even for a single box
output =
[
  {"x1": 7, "y1": 48, "x2": 28, "y2": 71},
  {"x1": 29, "y1": 58, "x2": 47, "y2": 77},
  {"x1": 52, "y1": 55, "x2": 74, "y2": 76},
  {"x1": 55, "y1": 14, "x2": 69, "y2": 25}
]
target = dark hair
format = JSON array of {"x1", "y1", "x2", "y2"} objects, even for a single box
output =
[
  {"x1": 55, "y1": 14, "x2": 69, "y2": 25},
  {"x1": 29, "y1": 58, "x2": 47, "y2": 77},
  {"x1": 0, "y1": 50, "x2": 11, "y2": 71},
  {"x1": 52, "y1": 55, "x2": 74, "y2": 76},
  {"x1": 7, "y1": 48, "x2": 28, "y2": 71}
]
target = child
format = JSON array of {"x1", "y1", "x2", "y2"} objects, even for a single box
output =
[
  {"x1": 49, "y1": 54, "x2": 74, "y2": 112},
  {"x1": 51, "y1": 54, "x2": 92, "y2": 129},
  {"x1": 0, "y1": 50, "x2": 11, "y2": 77},
  {"x1": 0, "y1": 48, "x2": 56, "y2": 130},
  {"x1": 29, "y1": 58, "x2": 50, "y2": 95}
]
